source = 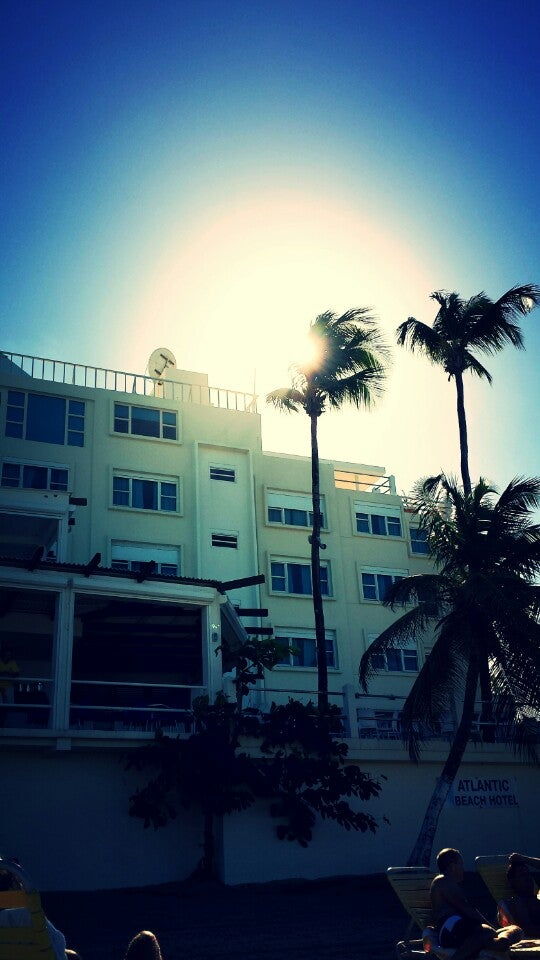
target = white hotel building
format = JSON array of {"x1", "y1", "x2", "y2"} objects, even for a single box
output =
[{"x1": 0, "y1": 349, "x2": 537, "y2": 890}]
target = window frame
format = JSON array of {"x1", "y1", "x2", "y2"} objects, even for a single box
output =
[
  {"x1": 5, "y1": 391, "x2": 85, "y2": 447},
  {"x1": 366, "y1": 633, "x2": 419, "y2": 673},
  {"x1": 275, "y1": 627, "x2": 337, "y2": 669},
  {"x1": 353, "y1": 501, "x2": 402, "y2": 538},
  {"x1": 1, "y1": 458, "x2": 70, "y2": 492},
  {"x1": 266, "y1": 490, "x2": 326, "y2": 530},
  {"x1": 359, "y1": 566, "x2": 408, "y2": 602},
  {"x1": 410, "y1": 526, "x2": 429, "y2": 555},
  {"x1": 270, "y1": 557, "x2": 332, "y2": 597},
  {"x1": 211, "y1": 532, "x2": 238, "y2": 549},
  {"x1": 112, "y1": 402, "x2": 178, "y2": 442},
  {"x1": 110, "y1": 541, "x2": 181, "y2": 577},
  {"x1": 209, "y1": 466, "x2": 236, "y2": 482},
  {"x1": 111, "y1": 472, "x2": 180, "y2": 514}
]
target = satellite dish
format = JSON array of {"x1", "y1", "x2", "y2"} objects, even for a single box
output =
[{"x1": 147, "y1": 347, "x2": 177, "y2": 379}]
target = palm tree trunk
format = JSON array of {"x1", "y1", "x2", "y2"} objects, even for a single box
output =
[
  {"x1": 455, "y1": 371, "x2": 472, "y2": 497},
  {"x1": 479, "y1": 656, "x2": 495, "y2": 743},
  {"x1": 407, "y1": 657, "x2": 479, "y2": 866},
  {"x1": 310, "y1": 411, "x2": 328, "y2": 712}
]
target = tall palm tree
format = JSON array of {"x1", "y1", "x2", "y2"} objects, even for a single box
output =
[
  {"x1": 397, "y1": 285, "x2": 540, "y2": 496},
  {"x1": 359, "y1": 473, "x2": 540, "y2": 867},
  {"x1": 268, "y1": 309, "x2": 389, "y2": 711}
]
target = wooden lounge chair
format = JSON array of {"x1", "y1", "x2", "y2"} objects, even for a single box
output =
[
  {"x1": 0, "y1": 858, "x2": 56, "y2": 959},
  {"x1": 476, "y1": 855, "x2": 539, "y2": 927},
  {"x1": 387, "y1": 866, "x2": 454, "y2": 958}
]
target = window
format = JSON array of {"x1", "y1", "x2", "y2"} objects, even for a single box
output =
[
  {"x1": 360, "y1": 568, "x2": 406, "y2": 602},
  {"x1": 367, "y1": 634, "x2": 418, "y2": 672},
  {"x1": 277, "y1": 628, "x2": 337, "y2": 668},
  {"x1": 267, "y1": 491, "x2": 325, "y2": 528},
  {"x1": 111, "y1": 542, "x2": 180, "y2": 576},
  {"x1": 113, "y1": 403, "x2": 177, "y2": 440},
  {"x1": 410, "y1": 527, "x2": 429, "y2": 555},
  {"x1": 6, "y1": 391, "x2": 85, "y2": 446},
  {"x1": 355, "y1": 503, "x2": 401, "y2": 537},
  {"x1": 209, "y1": 466, "x2": 235, "y2": 482},
  {"x1": 211, "y1": 533, "x2": 238, "y2": 548},
  {"x1": 270, "y1": 559, "x2": 331, "y2": 596},
  {"x1": 112, "y1": 475, "x2": 178, "y2": 512},
  {"x1": 1, "y1": 461, "x2": 69, "y2": 491}
]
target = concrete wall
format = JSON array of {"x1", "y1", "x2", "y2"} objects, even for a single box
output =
[
  {"x1": 220, "y1": 755, "x2": 540, "y2": 885},
  {"x1": 0, "y1": 748, "x2": 203, "y2": 891}
]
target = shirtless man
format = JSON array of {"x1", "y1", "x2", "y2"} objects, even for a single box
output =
[
  {"x1": 431, "y1": 848, "x2": 515, "y2": 960},
  {"x1": 506, "y1": 853, "x2": 540, "y2": 937}
]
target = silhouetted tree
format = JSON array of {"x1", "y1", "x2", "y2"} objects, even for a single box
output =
[
  {"x1": 397, "y1": 285, "x2": 539, "y2": 496},
  {"x1": 359, "y1": 473, "x2": 540, "y2": 866},
  {"x1": 268, "y1": 309, "x2": 389, "y2": 709}
]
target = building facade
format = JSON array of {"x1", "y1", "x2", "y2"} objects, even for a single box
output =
[{"x1": 0, "y1": 349, "x2": 537, "y2": 890}]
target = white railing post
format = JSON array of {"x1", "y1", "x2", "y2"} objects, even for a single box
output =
[{"x1": 342, "y1": 683, "x2": 357, "y2": 738}]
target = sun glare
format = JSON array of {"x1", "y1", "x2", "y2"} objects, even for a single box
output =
[{"x1": 129, "y1": 185, "x2": 436, "y2": 400}]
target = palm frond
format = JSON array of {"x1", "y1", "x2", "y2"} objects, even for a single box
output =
[
  {"x1": 396, "y1": 317, "x2": 444, "y2": 361},
  {"x1": 266, "y1": 387, "x2": 305, "y2": 412}
]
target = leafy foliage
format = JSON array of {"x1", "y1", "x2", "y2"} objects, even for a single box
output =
[
  {"x1": 359, "y1": 473, "x2": 540, "y2": 865},
  {"x1": 126, "y1": 698, "x2": 382, "y2": 866},
  {"x1": 396, "y1": 285, "x2": 540, "y2": 494}
]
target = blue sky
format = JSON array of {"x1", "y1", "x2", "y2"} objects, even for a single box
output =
[{"x1": 1, "y1": 0, "x2": 539, "y2": 492}]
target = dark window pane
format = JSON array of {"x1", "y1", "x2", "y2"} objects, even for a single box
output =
[
  {"x1": 68, "y1": 431, "x2": 84, "y2": 447},
  {"x1": 362, "y1": 573, "x2": 377, "y2": 600},
  {"x1": 162, "y1": 425, "x2": 177, "y2": 440},
  {"x1": 131, "y1": 407, "x2": 160, "y2": 437},
  {"x1": 371, "y1": 651, "x2": 385, "y2": 669},
  {"x1": 114, "y1": 418, "x2": 129, "y2": 433},
  {"x1": 22, "y1": 465, "x2": 48, "y2": 488},
  {"x1": 115, "y1": 404, "x2": 129, "y2": 419},
  {"x1": 268, "y1": 507, "x2": 281, "y2": 522},
  {"x1": 356, "y1": 512, "x2": 370, "y2": 533},
  {"x1": 320, "y1": 567, "x2": 329, "y2": 595},
  {"x1": 68, "y1": 400, "x2": 85, "y2": 416},
  {"x1": 132, "y1": 479, "x2": 158, "y2": 509},
  {"x1": 386, "y1": 649, "x2": 403, "y2": 671},
  {"x1": 26, "y1": 394, "x2": 66, "y2": 444},
  {"x1": 284, "y1": 508, "x2": 308, "y2": 526},
  {"x1": 50, "y1": 469, "x2": 69, "y2": 490},
  {"x1": 403, "y1": 649, "x2": 418, "y2": 671},
  {"x1": 162, "y1": 412, "x2": 176, "y2": 426},
  {"x1": 7, "y1": 391, "x2": 25, "y2": 405},
  {"x1": 377, "y1": 574, "x2": 393, "y2": 601},
  {"x1": 371, "y1": 514, "x2": 386, "y2": 535},
  {"x1": 1, "y1": 463, "x2": 20, "y2": 486},
  {"x1": 387, "y1": 517, "x2": 402, "y2": 537},
  {"x1": 7, "y1": 406, "x2": 24, "y2": 423},
  {"x1": 288, "y1": 563, "x2": 311, "y2": 594}
]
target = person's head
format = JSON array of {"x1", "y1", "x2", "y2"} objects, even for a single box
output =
[
  {"x1": 507, "y1": 861, "x2": 536, "y2": 897},
  {"x1": 124, "y1": 931, "x2": 163, "y2": 960},
  {"x1": 436, "y1": 848, "x2": 464, "y2": 879}
]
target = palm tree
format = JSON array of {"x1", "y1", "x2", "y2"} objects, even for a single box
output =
[
  {"x1": 359, "y1": 473, "x2": 540, "y2": 867},
  {"x1": 397, "y1": 285, "x2": 540, "y2": 496},
  {"x1": 268, "y1": 309, "x2": 389, "y2": 711}
]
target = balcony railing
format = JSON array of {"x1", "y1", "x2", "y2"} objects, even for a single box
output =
[
  {"x1": 334, "y1": 470, "x2": 395, "y2": 494},
  {"x1": 0, "y1": 351, "x2": 258, "y2": 413}
]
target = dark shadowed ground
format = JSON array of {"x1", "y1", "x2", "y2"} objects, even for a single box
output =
[{"x1": 42, "y1": 872, "x2": 497, "y2": 960}]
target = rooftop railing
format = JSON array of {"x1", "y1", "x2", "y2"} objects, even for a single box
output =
[
  {"x1": 334, "y1": 469, "x2": 395, "y2": 495},
  {"x1": 0, "y1": 351, "x2": 258, "y2": 414}
]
